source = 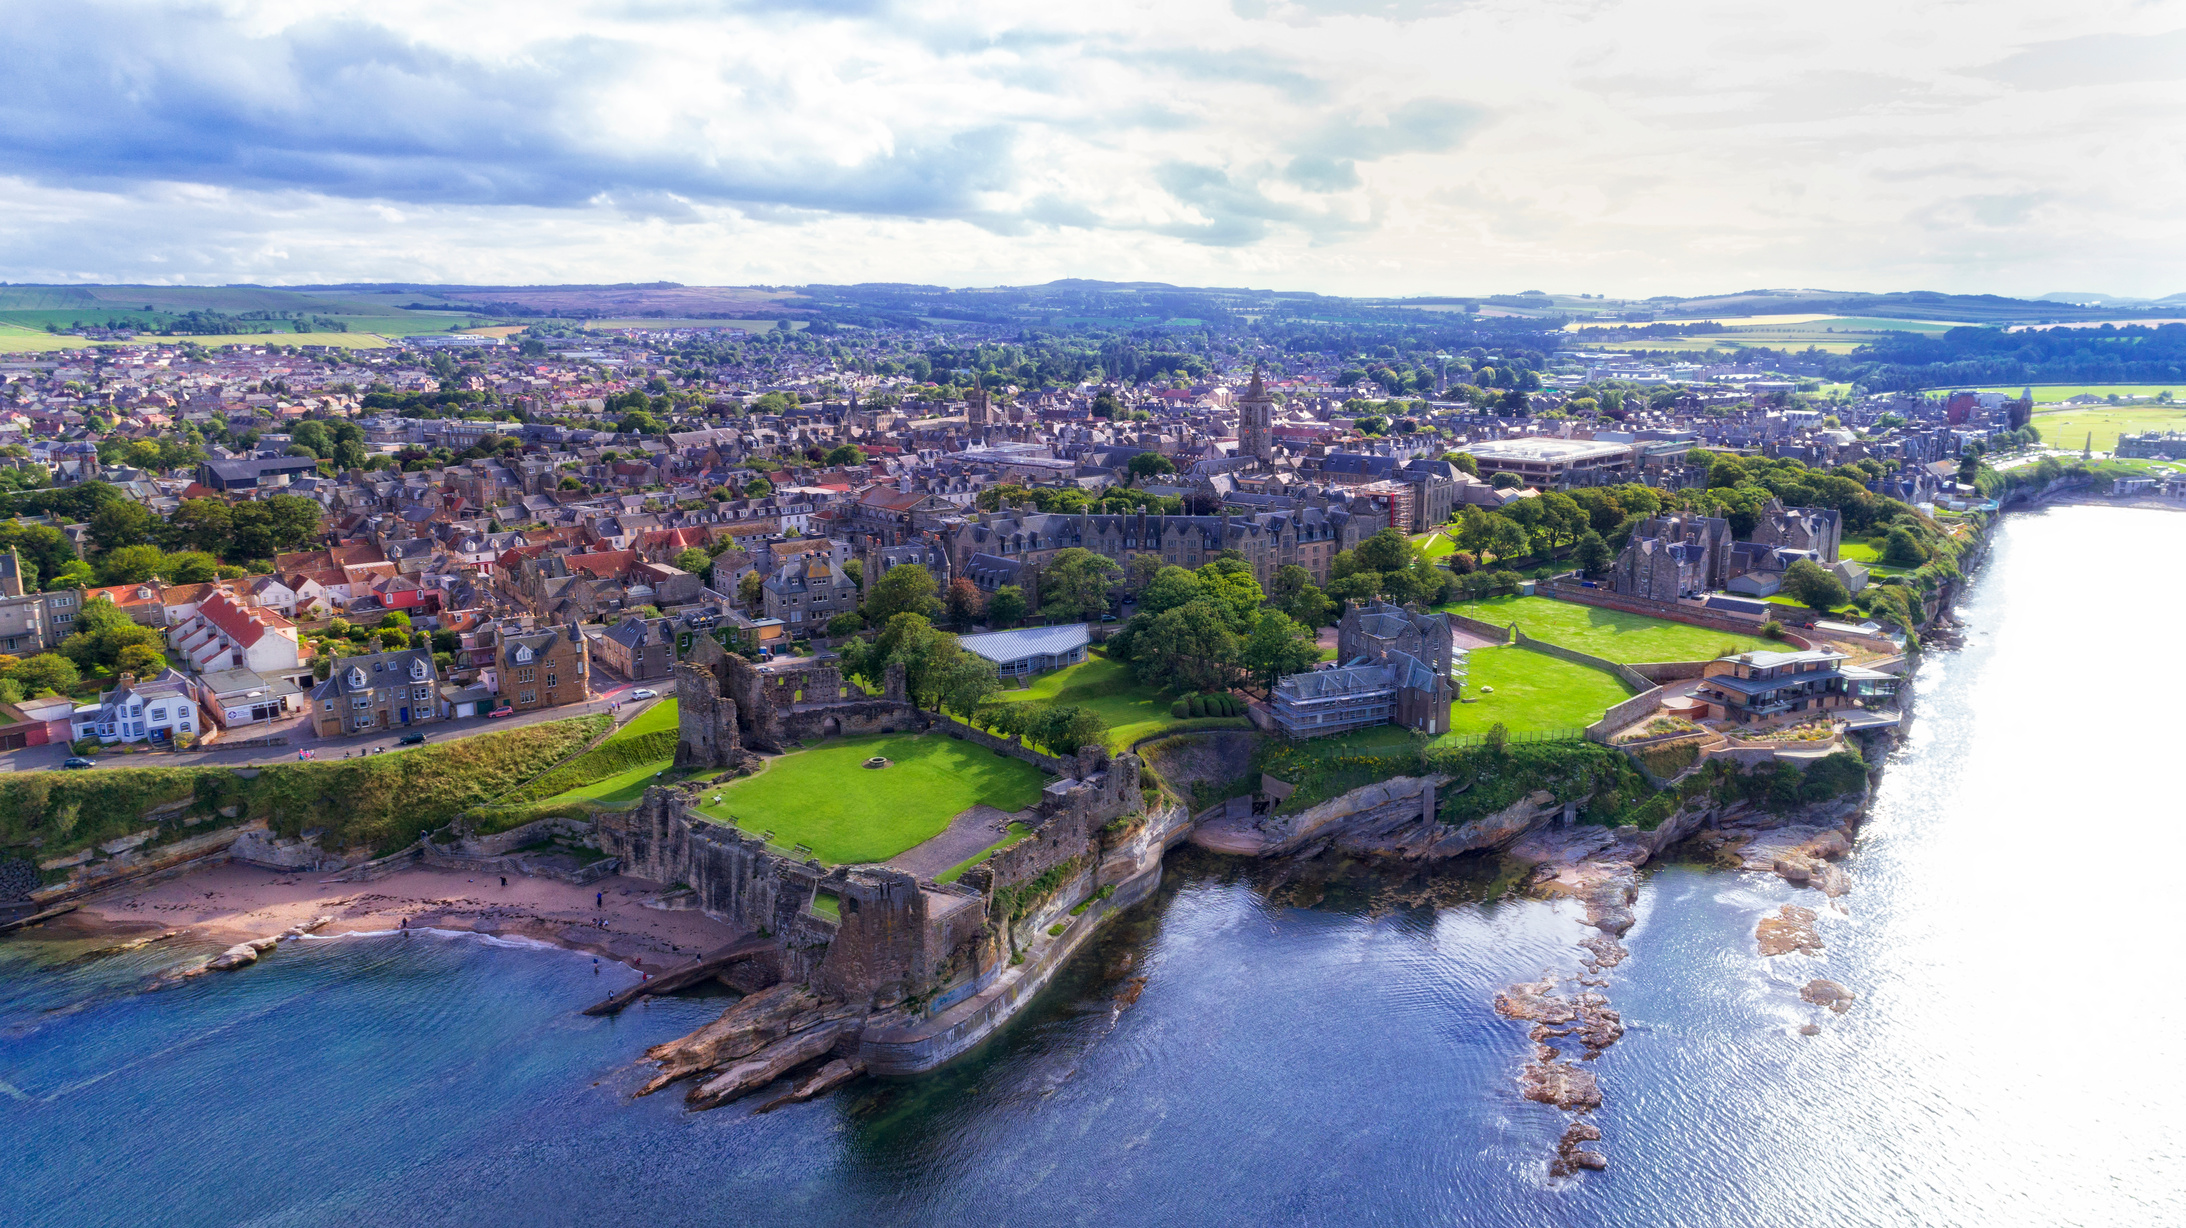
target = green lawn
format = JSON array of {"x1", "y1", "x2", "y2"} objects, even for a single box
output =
[
  {"x1": 1414, "y1": 531, "x2": 1456, "y2": 559},
  {"x1": 1438, "y1": 595, "x2": 1773, "y2": 662},
  {"x1": 613, "y1": 698, "x2": 680, "y2": 741},
  {"x1": 991, "y1": 651, "x2": 1248, "y2": 749},
  {"x1": 2028, "y1": 405, "x2": 2186, "y2": 454},
  {"x1": 693, "y1": 734, "x2": 1049, "y2": 865},
  {"x1": 1447, "y1": 647, "x2": 1633, "y2": 737},
  {"x1": 1839, "y1": 539, "x2": 1882, "y2": 564}
]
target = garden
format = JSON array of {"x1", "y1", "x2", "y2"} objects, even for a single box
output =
[
  {"x1": 1445, "y1": 647, "x2": 1634, "y2": 738},
  {"x1": 989, "y1": 651, "x2": 1250, "y2": 750},
  {"x1": 693, "y1": 733, "x2": 1050, "y2": 865}
]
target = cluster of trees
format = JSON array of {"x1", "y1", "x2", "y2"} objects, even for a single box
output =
[
  {"x1": 99, "y1": 492, "x2": 321, "y2": 570},
  {"x1": 0, "y1": 649, "x2": 81, "y2": 704},
  {"x1": 284, "y1": 419, "x2": 371, "y2": 470},
  {"x1": 978, "y1": 701, "x2": 1110, "y2": 758},
  {"x1": 974, "y1": 482, "x2": 1184, "y2": 517},
  {"x1": 1106, "y1": 556, "x2": 1320, "y2": 695}
]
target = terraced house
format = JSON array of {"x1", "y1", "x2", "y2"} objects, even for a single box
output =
[{"x1": 310, "y1": 649, "x2": 444, "y2": 738}]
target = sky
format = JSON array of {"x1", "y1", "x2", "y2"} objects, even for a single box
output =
[{"x1": 0, "y1": 0, "x2": 2182, "y2": 299}]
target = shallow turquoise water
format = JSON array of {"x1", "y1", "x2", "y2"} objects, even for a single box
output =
[{"x1": 5, "y1": 505, "x2": 2182, "y2": 1227}]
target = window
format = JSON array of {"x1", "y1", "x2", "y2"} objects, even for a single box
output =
[
  {"x1": 518, "y1": 690, "x2": 536, "y2": 704},
  {"x1": 515, "y1": 667, "x2": 536, "y2": 684},
  {"x1": 353, "y1": 697, "x2": 373, "y2": 709},
  {"x1": 150, "y1": 708, "x2": 166, "y2": 721},
  {"x1": 545, "y1": 673, "x2": 556, "y2": 688}
]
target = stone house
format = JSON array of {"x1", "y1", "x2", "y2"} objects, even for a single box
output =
[
  {"x1": 762, "y1": 549, "x2": 860, "y2": 630},
  {"x1": 1269, "y1": 601, "x2": 1462, "y2": 739},
  {"x1": 493, "y1": 623, "x2": 590, "y2": 714},
  {"x1": 594, "y1": 614, "x2": 676, "y2": 682},
  {"x1": 71, "y1": 668, "x2": 202, "y2": 745},
  {"x1": 309, "y1": 649, "x2": 443, "y2": 738}
]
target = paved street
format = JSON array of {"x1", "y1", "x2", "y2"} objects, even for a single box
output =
[{"x1": 0, "y1": 677, "x2": 676, "y2": 774}]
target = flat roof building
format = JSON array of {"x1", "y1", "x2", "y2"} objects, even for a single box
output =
[
  {"x1": 1460, "y1": 438, "x2": 1635, "y2": 489},
  {"x1": 959, "y1": 623, "x2": 1091, "y2": 677}
]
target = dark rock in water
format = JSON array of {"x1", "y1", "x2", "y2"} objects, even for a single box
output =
[
  {"x1": 1756, "y1": 905, "x2": 1823, "y2": 957},
  {"x1": 1801, "y1": 978, "x2": 1856, "y2": 1013},
  {"x1": 1799, "y1": 1024, "x2": 1822, "y2": 1036}
]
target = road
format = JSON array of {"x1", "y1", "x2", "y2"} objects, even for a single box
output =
[{"x1": 0, "y1": 676, "x2": 677, "y2": 774}]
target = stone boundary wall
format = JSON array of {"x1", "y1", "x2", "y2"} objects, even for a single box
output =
[
  {"x1": 1442, "y1": 611, "x2": 1514, "y2": 644},
  {"x1": 456, "y1": 815, "x2": 592, "y2": 859},
  {"x1": 1536, "y1": 580, "x2": 1817, "y2": 649},
  {"x1": 1512, "y1": 627, "x2": 1653, "y2": 692},
  {"x1": 1629, "y1": 661, "x2": 1709, "y2": 683},
  {"x1": 1586, "y1": 686, "x2": 1668, "y2": 743},
  {"x1": 923, "y1": 711, "x2": 1072, "y2": 777}
]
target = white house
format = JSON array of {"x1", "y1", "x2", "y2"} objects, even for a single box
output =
[
  {"x1": 72, "y1": 668, "x2": 200, "y2": 745},
  {"x1": 167, "y1": 588, "x2": 310, "y2": 685}
]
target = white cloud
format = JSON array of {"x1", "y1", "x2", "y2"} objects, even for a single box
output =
[{"x1": 0, "y1": 0, "x2": 2180, "y2": 296}]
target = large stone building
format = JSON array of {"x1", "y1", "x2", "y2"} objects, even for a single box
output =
[
  {"x1": 1268, "y1": 601, "x2": 1462, "y2": 739},
  {"x1": 494, "y1": 623, "x2": 590, "y2": 714},
  {"x1": 1610, "y1": 500, "x2": 1844, "y2": 601},
  {"x1": 310, "y1": 648, "x2": 444, "y2": 738},
  {"x1": 1235, "y1": 366, "x2": 1275, "y2": 464}
]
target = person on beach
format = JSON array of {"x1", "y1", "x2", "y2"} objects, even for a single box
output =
[
  {"x1": 596, "y1": 891, "x2": 603, "y2": 908},
  {"x1": 499, "y1": 876, "x2": 507, "y2": 888}
]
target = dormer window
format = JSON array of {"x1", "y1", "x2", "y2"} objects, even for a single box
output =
[
  {"x1": 347, "y1": 667, "x2": 367, "y2": 688},
  {"x1": 409, "y1": 656, "x2": 428, "y2": 681}
]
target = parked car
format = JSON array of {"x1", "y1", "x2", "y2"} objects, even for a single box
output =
[
  {"x1": 61, "y1": 756, "x2": 95, "y2": 770},
  {"x1": 397, "y1": 732, "x2": 428, "y2": 746},
  {"x1": 629, "y1": 688, "x2": 658, "y2": 700},
  {"x1": 486, "y1": 705, "x2": 514, "y2": 718}
]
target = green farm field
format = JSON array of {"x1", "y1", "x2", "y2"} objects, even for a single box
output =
[
  {"x1": 2029, "y1": 405, "x2": 2186, "y2": 454},
  {"x1": 1438, "y1": 595, "x2": 1773, "y2": 662},
  {"x1": 1968, "y1": 384, "x2": 2183, "y2": 404},
  {"x1": 694, "y1": 733, "x2": 1049, "y2": 865},
  {"x1": 0, "y1": 324, "x2": 393, "y2": 354}
]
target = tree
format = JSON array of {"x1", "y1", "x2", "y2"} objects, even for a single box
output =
[
  {"x1": 742, "y1": 477, "x2": 772, "y2": 498},
  {"x1": 228, "y1": 501, "x2": 278, "y2": 560},
  {"x1": 673, "y1": 547, "x2": 712, "y2": 574},
  {"x1": 1781, "y1": 559, "x2": 1850, "y2": 612},
  {"x1": 1355, "y1": 528, "x2": 1415, "y2": 574},
  {"x1": 1239, "y1": 609, "x2": 1318, "y2": 694},
  {"x1": 1537, "y1": 492, "x2": 1588, "y2": 554},
  {"x1": 1038, "y1": 548, "x2": 1120, "y2": 624},
  {"x1": 290, "y1": 420, "x2": 333, "y2": 458},
  {"x1": 167, "y1": 498, "x2": 232, "y2": 555},
  {"x1": 866, "y1": 563, "x2": 942, "y2": 626},
  {"x1": 9, "y1": 653, "x2": 79, "y2": 695},
  {"x1": 115, "y1": 643, "x2": 166, "y2": 677},
  {"x1": 868, "y1": 613, "x2": 960, "y2": 708},
  {"x1": 1489, "y1": 472, "x2": 1522, "y2": 490},
  {"x1": 736, "y1": 570, "x2": 764, "y2": 609},
  {"x1": 333, "y1": 439, "x2": 370, "y2": 470},
  {"x1": 823, "y1": 444, "x2": 864, "y2": 466},
  {"x1": 987, "y1": 584, "x2": 1026, "y2": 627},
  {"x1": 87, "y1": 501, "x2": 157, "y2": 554},
  {"x1": 95, "y1": 544, "x2": 167, "y2": 585},
  {"x1": 1131, "y1": 599, "x2": 1242, "y2": 692},
  {"x1": 1575, "y1": 530, "x2": 1614, "y2": 578},
  {"x1": 1882, "y1": 527, "x2": 1928, "y2": 567},
  {"x1": 382, "y1": 610, "x2": 411, "y2": 628},
  {"x1": 1126, "y1": 451, "x2": 1177, "y2": 485},
  {"x1": 824, "y1": 611, "x2": 865, "y2": 638},
  {"x1": 944, "y1": 577, "x2": 985, "y2": 629},
  {"x1": 1441, "y1": 450, "x2": 1479, "y2": 477},
  {"x1": 264, "y1": 494, "x2": 324, "y2": 550},
  {"x1": 430, "y1": 629, "x2": 462, "y2": 654},
  {"x1": 1483, "y1": 516, "x2": 1529, "y2": 562},
  {"x1": 935, "y1": 652, "x2": 1001, "y2": 718},
  {"x1": 165, "y1": 551, "x2": 220, "y2": 583},
  {"x1": 1193, "y1": 558, "x2": 1265, "y2": 630},
  {"x1": 1025, "y1": 704, "x2": 1108, "y2": 756}
]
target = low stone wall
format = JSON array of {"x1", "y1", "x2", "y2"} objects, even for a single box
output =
[
  {"x1": 1512, "y1": 627, "x2": 1652, "y2": 692},
  {"x1": 1444, "y1": 611, "x2": 1514, "y2": 644},
  {"x1": 456, "y1": 815, "x2": 592, "y2": 859},
  {"x1": 1586, "y1": 687, "x2": 1668, "y2": 743},
  {"x1": 923, "y1": 711, "x2": 1072, "y2": 777},
  {"x1": 1629, "y1": 660, "x2": 1708, "y2": 683},
  {"x1": 1538, "y1": 580, "x2": 1815, "y2": 640}
]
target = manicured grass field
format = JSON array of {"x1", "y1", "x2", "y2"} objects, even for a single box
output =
[
  {"x1": 2028, "y1": 405, "x2": 2186, "y2": 455},
  {"x1": 613, "y1": 698, "x2": 681, "y2": 741},
  {"x1": 0, "y1": 324, "x2": 391, "y2": 354},
  {"x1": 1414, "y1": 531, "x2": 1456, "y2": 559},
  {"x1": 1839, "y1": 539, "x2": 1882, "y2": 564},
  {"x1": 694, "y1": 734, "x2": 1049, "y2": 865},
  {"x1": 1438, "y1": 595, "x2": 1773, "y2": 662},
  {"x1": 991, "y1": 651, "x2": 1248, "y2": 749},
  {"x1": 1446, "y1": 647, "x2": 1633, "y2": 737}
]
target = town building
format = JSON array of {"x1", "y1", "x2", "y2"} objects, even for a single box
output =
[
  {"x1": 493, "y1": 623, "x2": 590, "y2": 714},
  {"x1": 309, "y1": 649, "x2": 445, "y2": 737},
  {"x1": 166, "y1": 589, "x2": 310, "y2": 686},
  {"x1": 1694, "y1": 647, "x2": 1898, "y2": 725},
  {"x1": 594, "y1": 613, "x2": 677, "y2": 682},
  {"x1": 959, "y1": 623, "x2": 1091, "y2": 678},
  {"x1": 1461, "y1": 438, "x2": 1636, "y2": 489},
  {"x1": 71, "y1": 668, "x2": 202, "y2": 745},
  {"x1": 1267, "y1": 601, "x2": 1461, "y2": 739},
  {"x1": 761, "y1": 548, "x2": 861, "y2": 629}
]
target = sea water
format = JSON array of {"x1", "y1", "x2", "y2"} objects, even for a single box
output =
[{"x1": 5, "y1": 505, "x2": 2181, "y2": 1228}]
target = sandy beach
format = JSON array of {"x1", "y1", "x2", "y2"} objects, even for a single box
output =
[{"x1": 55, "y1": 862, "x2": 746, "y2": 974}]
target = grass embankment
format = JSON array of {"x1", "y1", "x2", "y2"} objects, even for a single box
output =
[
  {"x1": 991, "y1": 651, "x2": 1250, "y2": 749},
  {"x1": 1438, "y1": 595, "x2": 1774, "y2": 662},
  {"x1": 472, "y1": 701, "x2": 684, "y2": 829},
  {"x1": 2, "y1": 715, "x2": 608, "y2": 869},
  {"x1": 1257, "y1": 738, "x2": 1663, "y2": 825},
  {"x1": 694, "y1": 734, "x2": 1049, "y2": 865}
]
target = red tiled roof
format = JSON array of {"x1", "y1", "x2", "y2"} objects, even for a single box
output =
[
  {"x1": 195, "y1": 590, "x2": 293, "y2": 649},
  {"x1": 566, "y1": 550, "x2": 636, "y2": 579}
]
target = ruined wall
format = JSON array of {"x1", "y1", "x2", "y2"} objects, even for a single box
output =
[
  {"x1": 809, "y1": 868, "x2": 932, "y2": 1006},
  {"x1": 673, "y1": 659, "x2": 739, "y2": 769},
  {"x1": 922, "y1": 711, "x2": 1072, "y2": 776},
  {"x1": 594, "y1": 788, "x2": 823, "y2": 943}
]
